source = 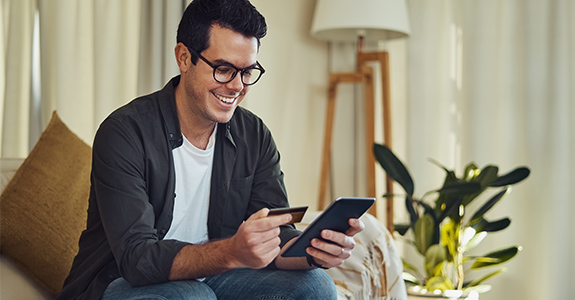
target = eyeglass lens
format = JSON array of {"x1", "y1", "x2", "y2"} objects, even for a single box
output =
[{"x1": 213, "y1": 65, "x2": 262, "y2": 85}]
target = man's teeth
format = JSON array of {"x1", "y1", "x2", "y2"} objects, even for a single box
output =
[{"x1": 215, "y1": 94, "x2": 235, "y2": 103}]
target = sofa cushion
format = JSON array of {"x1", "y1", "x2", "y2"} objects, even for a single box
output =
[{"x1": 0, "y1": 112, "x2": 91, "y2": 296}]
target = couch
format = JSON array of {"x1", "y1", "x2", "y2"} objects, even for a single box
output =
[{"x1": 0, "y1": 112, "x2": 406, "y2": 300}]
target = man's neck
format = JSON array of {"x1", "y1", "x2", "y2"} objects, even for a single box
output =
[{"x1": 174, "y1": 86, "x2": 216, "y2": 150}]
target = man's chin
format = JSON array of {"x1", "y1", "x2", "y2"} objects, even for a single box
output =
[{"x1": 212, "y1": 112, "x2": 235, "y2": 124}]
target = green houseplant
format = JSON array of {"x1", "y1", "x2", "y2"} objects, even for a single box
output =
[{"x1": 373, "y1": 143, "x2": 530, "y2": 296}]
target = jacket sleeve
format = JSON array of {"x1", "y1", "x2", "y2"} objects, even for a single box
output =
[
  {"x1": 240, "y1": 114, "x2": 301, "y2": 246},
  {"x1": 253, "y1": 126, "x2": 301, "y2": 247}
]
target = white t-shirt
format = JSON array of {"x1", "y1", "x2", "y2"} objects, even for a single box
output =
[{"x1": 164, "y1": 126, "x2": 217, "y2": 244}]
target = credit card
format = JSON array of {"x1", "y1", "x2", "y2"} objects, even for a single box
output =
[{"x1": 268, "y1": 206, "x2": 308, "y2": 224}]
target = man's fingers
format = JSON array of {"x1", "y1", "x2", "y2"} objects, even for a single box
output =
[
  {"x1": 247, "y1": 208, "x2": 270, "y2": 221},
  {"x1": 248, "y1": 208, "x2": 292, "y2": 225},
  {"x1": 301, "y1": 218, "x2": 365, "y2": 269},
  {"x1": 312, "y1": 234, "x2": 355, "y2": 255},
  {"x1": 320, "y1": 229, "x2": 356, "y2": 251},
  {"x1": 345, "y1": 218, "x2": 365, "y2": 236},
  {"x1": 249, "y1": 209, "x2": 292, "y2": 228},
  {"x1": 243, "y1": 209, "x2": 292, "y2": 238}
]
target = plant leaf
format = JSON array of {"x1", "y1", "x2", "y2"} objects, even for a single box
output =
[
  {"x1": 403, "y1": 260, "x2": 426, "y2": 284},
  {"x1": 471, "y1": 246, "x2": 520, "y2": 269},
  {"x1": 414, "y1": 199, "x2": 437, "y2": 221},
  {"x1": 373, "y1": 143, "x2": 414, "y2": 196},
  {"x1": 425, "y1": 244, "x2": 446, "y2": 277},
  {"x1": 440, "y1": 218, "x2": 458, "y2": 260},
  {"x1": 490, "y1": 167, "x2": 530, "y2": 187},
  {"x1": 403, "y1": 260, "x2": 420, "y2": 274},
  {"x1": 463, "y1": 162, "x2": 480, "y2": 181},
  {"x1": 434, "y1": 169, "x2": 459, "y2": 216},
  {"x1": 425, "y1": 276, "x2": 454, "y2": 292},
  {"x1": 476, "y1": 165, "x2": 499, "y2": 187},
  {"x1": 437, "y1": 181, "x2": 482, "y2": 195},
  {"x1": 464, "y1": 268, "x2": 507, "y2": 288},
  {"x1": 414, "y1": 214, "x2": 436, "y2": 255},
  {"x1": 437, "y1": 197, "x2": 462, "y2": 224},
  {"x1": 461, "y1": 165, "x2": 498, "y2": 207},
  {"x1": 470, "y1": 188, "x2": 509, "y2": 222},
  {"x1": 471, "y1": 217, "x2": 511, "y2": 233},
  {"x1": 435, "y1": 178, "x2": 480, "y2": 222},
  {"x1": 405, "y1": 197, "x2": 419, "y2": 226},
  {"x1": 402, "y1": 272, "x2": 422, "y2": 286},
  {"x1": 462, "y1": 285, "x2": 493, "y2": 294},
  {"x1": 394, "y1": 224, "x2": 410, "y2": 235},
  {"x1": 462, "y1": 231, "x2": 487, "y2": 252}
]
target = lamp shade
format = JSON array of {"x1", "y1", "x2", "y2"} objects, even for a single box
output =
[{"x1": 311, "y1": 0, "x2": 410, "y2": 42}]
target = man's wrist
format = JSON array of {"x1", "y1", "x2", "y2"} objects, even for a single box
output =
[{"x1": 306, "y1": 256, "x2": 328, "y2": 269}]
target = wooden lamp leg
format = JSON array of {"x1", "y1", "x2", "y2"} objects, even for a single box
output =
[
  {"x1": 357, "y1": 51, "x2": 394, "y2": 232},
  {"x1": 317, "y1": 75, "x2": 339, "y2": 211},
  {"x1": 361, "y1": 65, "x2": 377, "y2": 216},
  {"x1": 316, "y1": 53, "x2": 395, "y2": 231},
  {"x1": 318, "y1": 73, "x2": 365, "y2": 211}
]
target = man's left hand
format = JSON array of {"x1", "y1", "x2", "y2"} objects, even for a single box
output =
[{"x1": 306, "y1": 218, "x2": 365, "y2": 268}]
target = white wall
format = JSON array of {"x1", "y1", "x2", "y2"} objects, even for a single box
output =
[
  {"x1": 245, "y1": 0, "x2": 330, "y2": 209},
  {"x1": 247, "y1": 1, "x2": 408, "y2": 217}
]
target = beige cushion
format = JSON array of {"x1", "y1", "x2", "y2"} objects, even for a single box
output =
[{"x1": 0, "y1": 112, "x2": 91, "y2": 296}]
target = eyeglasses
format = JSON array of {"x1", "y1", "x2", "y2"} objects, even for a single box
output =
[{"x1": 188, "y1": 47, "x2": 265, "y2": 86}]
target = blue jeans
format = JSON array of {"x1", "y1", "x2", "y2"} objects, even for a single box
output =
[{"x1": 101, "y1": 268, "x2": 337, "y2": 300}]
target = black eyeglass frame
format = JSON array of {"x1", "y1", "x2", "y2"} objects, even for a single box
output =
[{"x1": 187, "y1": 47, "x2": 265, "y2": 86}]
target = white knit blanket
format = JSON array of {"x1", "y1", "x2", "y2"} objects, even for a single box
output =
[{"x1": 298, "y1": 212, "x2": 407, "y2": 300}]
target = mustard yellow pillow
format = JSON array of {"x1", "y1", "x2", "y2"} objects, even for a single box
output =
[{"x1": 0, "y1": 112, "x2": 91, "y2": 295}]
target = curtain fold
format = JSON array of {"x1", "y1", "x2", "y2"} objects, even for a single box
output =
[
  {"x1": 137, "y1": 0, "x2": 185, "y2": 97},
  {"x1": 404, "y1": 0, "x2": 574, "y2": 299},
  {"x1": 1, "y1": 0, "x2": 36, "y2": 157},
  {"x1": 1, "y1": 0, "x2": 184, "y2": 155},
  {"x1": 38, "y1": 0, "x2": 97, "y2": 143},
  {"x1": 92, "y1": 0, "x2": 142, "y2": 129}
]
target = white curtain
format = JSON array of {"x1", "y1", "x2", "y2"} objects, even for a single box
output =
[
  {"x1": 1, "y1": 0, "x2": 36, "y2": 157},
  {"x1": 399, "y1": 0, "x2": 574, "y2": 299},
  {"x1": 1, "y1": 0, "x2": 186, "y2": 157}
]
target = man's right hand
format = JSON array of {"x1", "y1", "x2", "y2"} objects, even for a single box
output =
[
  {"x1": 169, "y1": 208, "x2": 292, "y2": 280},
  {"x1": 227, "y1": 208, "x2": 292, "y2": 269}
]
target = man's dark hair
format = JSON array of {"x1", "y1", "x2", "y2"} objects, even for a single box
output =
[{"x1": 176, "y1": 0, "x2": 267, "y2": 64}]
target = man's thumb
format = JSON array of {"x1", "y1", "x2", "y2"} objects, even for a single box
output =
[{"x1": 247, "y1": 208, "x2": 270, "y2": 221}]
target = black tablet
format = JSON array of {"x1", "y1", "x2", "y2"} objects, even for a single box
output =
[{"x1": 280, "y1": 197, "x2": 375, "y2": 257}]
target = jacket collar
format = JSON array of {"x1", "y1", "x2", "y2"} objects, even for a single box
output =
[
  {"x1": 158, "y1": 76, "x2": 183, "y2": 149},
  {"x1": 158, "y1": 75, "x2": 235, "y2": 149}
]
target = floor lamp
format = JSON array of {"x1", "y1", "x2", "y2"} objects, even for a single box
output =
[{"x1": 311, "y1": 0, "x2": 410, "y2": 232}]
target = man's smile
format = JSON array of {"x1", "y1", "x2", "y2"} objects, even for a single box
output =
[{"x1": 213, "y1": 92, "x2": 239, "y2": 104}]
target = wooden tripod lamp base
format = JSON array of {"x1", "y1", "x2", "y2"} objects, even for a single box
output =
[{"x1": 317, "y1": 50, "x2": 395, "y2": 233}]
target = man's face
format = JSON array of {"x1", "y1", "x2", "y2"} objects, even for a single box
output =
[{"x1": 182, "y1": 25, "x2": 259, "y2": 125}]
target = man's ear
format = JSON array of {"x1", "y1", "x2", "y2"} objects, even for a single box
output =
[{"x1": 174, "y1": 43, "x2": 191, "y2": 73}]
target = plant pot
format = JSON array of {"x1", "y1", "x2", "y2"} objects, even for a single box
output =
[{"x1": 406, "y1": 286, "x2": 481, "y2": 300}]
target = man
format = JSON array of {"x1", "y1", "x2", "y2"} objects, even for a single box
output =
[{"x1": 57, "y1": 0, "x2": 364, "y2": 299}]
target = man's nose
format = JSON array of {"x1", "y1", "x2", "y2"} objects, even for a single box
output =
[{"x1": 226, "y1": 73, "x2": 245, "y2": 92}]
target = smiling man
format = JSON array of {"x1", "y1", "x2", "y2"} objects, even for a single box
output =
[{"x1": 56, "y1": 0, "x2": 363, "y2": 299}]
